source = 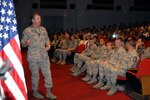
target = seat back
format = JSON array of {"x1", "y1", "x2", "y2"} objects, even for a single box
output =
[
  {"x1": 137, "y1": 58, "x2": 150, "y2": 95},
  {"x1": 75, "y1": 44, "x2": 86, "y2": 53},
  {"x1": 144, "y1": 40, "x2": 150, "y2": 48},
  {"x1": 126, "y1": 58, "x2": 150, "y2": 95},
  {"x1": 137, "y1": 58, "x2": 150, "y2": 76},
  {"x1": 141, "y1": 76, "x2": 150, "y2": 95}
]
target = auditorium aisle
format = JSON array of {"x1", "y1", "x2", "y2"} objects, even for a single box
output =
[{"x1": 22, "y1": 51, "x2": 131, "y2": 100}]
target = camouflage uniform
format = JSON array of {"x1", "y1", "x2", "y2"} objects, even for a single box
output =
[
  {"x1": 141, "y1": 47, "x2": 150, "y2": 60},
  {"x1": 57, "y1": 39, "x2": 71, "y2": 61},
  {"x1": 92, "y1": 48, "x2": 113, "y2": 80},
  {"x1": 75, "y1": 38, "x2": 81, "y2": 46},
  {"x1": 59, "y1": 39, "x2": 78, "y2": 62},
  {"x1": 21, "y1": 26, "x2": 52, "y2": 91},
  {"x1": 73, "y1": 44, "x2": 107, "y2": 77},
  {"x1": 72, "y1": 43, "x2": 97, "y2": 74},
  {"x1": 100, "y1": 47, "x2": 126, "y2": 85},
  {"x1": 53, "y1": 39, "x2": 69, "y2": 60},
  {"x1": 137, "y1": 45, "x2": 145, "y2": 57},
  {"x1": 82, "y1": 45, "x2": 107, "y2": 83},
  {"x1": 101, "y1": 48, "x2": 139, "y2": 96},
  {"x1": 104, "y1": 49, "x2": 138, "y2": 95}
]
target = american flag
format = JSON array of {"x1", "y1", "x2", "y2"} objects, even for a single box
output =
[{"x1": 0, "y1": 0, "x2": 28, "y2": 99}]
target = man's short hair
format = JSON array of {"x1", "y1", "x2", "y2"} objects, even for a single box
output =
[
  {"x1": 116, "y1": 37, "x2": 123, "y2": 42},
  {"x1": 30, "y1": 12, "x2": 41, "y2": 20},
  {"x1": 127, "y1": 40, "x2": 136, "y2": 47},
  {"x1": 29, "y1": 12, "x2": 41, "y2": 25}
]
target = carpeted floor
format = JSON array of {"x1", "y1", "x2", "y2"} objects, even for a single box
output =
[{"x1": 22, "y1": 50, "x2": 132, "y2": 100}]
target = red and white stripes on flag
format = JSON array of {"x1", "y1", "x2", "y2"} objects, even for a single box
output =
[
  {"x1": 0, "y1": 0, "x2": 28, "y2": 99},
  {"x1": 0, "y1": 35, "x2": 28, "y2": 100}
]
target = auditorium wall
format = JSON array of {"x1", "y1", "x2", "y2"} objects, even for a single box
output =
[{"x1": 16, "y1": 0, "x2": 150, "y2": 34}]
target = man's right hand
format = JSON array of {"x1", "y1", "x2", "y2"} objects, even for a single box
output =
[{"x1": 26, "y1": 40, "x2": 31, "y2": 46}]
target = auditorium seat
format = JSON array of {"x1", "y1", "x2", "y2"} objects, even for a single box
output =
[
  {"x1": 116, "y1": 59, "x2": 142, "y2": 92},
  {"x1": 126, "y1": 58, "x2": 150, "y2": 97},
  {"x1": 75, "y1": 44, "x2": 86, "y2": 53},
  {"x1": 145, "y1": 40, "x2": 150, "y2": 48},
  {"x1": 66, "y1": 44, "x2": 86, "y2": 64}
]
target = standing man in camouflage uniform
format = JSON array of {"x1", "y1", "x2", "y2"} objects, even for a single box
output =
[{"x1": 21, "y1": 12, "x2": 56, "y2": 99}]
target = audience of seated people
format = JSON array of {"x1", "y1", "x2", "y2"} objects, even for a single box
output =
[
  {"x1": 71, "y1": 38, "x2": 106, "y2": 76},
  {"x1": 82, "y1": 41, "x2": 114, "y2": 85},
  {"x1": 71, "y1": 39, "x2": 98, "y2": 76},
  {"x1": 48, "y1": 22, "x2": 150, "y2": 96}
]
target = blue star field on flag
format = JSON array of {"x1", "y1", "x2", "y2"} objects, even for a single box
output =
[{"x1": 0, "y1": 0, "x2": 18, "y2": 50}]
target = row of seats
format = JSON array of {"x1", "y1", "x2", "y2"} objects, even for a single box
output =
[{"x1": 66, "y1": 43, "x2": 150, "y2": 99}]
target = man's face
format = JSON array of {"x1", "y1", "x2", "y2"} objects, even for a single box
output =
[
  {"x1": 107, "y1": 43, "x2": 112, "y2": 50},
  {"x1": 54, "y1": 35, "x2": 57, "y2": 39},
  {"x1": 83, "y1": 35, "x2": 87, "y2": 40},
  {"x1": 115, "y1": 39, "x2": 121, "y2": 48},
  {"x1": 75, "y1": 34, "x2": 79, "y2": 39},
  {"x1": 71, "y1": 36, "x2": 75, "y2": 40},
  {"x1": 126, "y1": 42, "x2": 130, "y2": 49},
  {"x1": 89, "y1": 40, "x2": 93, "y2": 45},
  {"x1": 136, "y1": 38, "x2": 143, "y2": 46},
  {"x1": 65, "y1": 34, "x2": 70, "y2": 40},
  {"x1": 100, "y1": 39, "x2": 104, "y2": 45},
  {"x1": 32, "y1": 15, "x2": 41, "y2": 27}
]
